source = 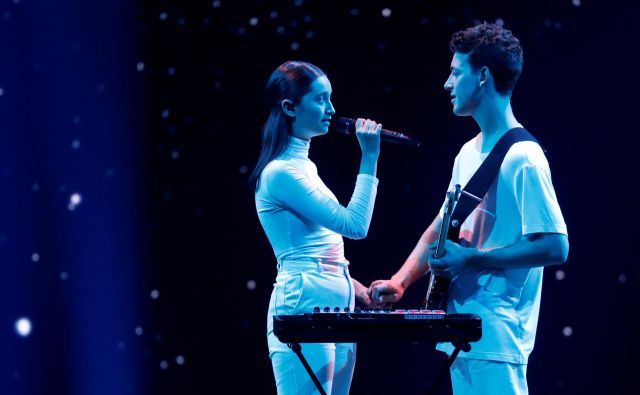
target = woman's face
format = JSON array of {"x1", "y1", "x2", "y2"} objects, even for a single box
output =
[{"x1": 290, "y1": 75, "x2": 335, "y2": 140}]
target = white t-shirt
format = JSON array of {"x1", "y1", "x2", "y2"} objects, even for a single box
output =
[
  {"x1": 255, "y1": 136, "x2": 379, "y2": 264},
  {"x1": 436, "y1": 131, "x2": 567, "y2": 364}
]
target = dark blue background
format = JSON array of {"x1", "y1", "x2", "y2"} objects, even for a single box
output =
[{"x1": 1, "y1": 0, "x2": 637, "y2": 394}]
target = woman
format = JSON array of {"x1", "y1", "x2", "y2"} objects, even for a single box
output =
[{"x1": 250, "y1": 61, "x2": 381, "y2": 394}]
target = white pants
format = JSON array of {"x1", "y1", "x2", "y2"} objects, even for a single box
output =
[
  {"x1": 267, "y1": 259, "x2": 356, "y2": 395},
  {"x1": 450, "y1": 357, "x2": 528, "y2": 395}
]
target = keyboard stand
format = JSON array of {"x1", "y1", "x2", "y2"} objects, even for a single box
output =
[
  {"x1": 288, "y1": 342, "x2": 327, "y2": 395},
  {"x1": 427, "y1": 341, "x2": 471, "y2": 395}
]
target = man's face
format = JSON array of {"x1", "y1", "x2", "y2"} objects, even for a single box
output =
[{"x1": 444, "y1": 52, "x2": 482, "y2": 116}]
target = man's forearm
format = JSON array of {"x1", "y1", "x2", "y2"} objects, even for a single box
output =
[
  {"x1": 392, "y1": 218, "x2": 441, "y2": 289},
  {"x1": 469, "y1": 233, "x2": 569, "y2": 270}
]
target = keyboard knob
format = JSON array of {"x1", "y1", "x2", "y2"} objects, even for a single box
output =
[
  {"x1": 323, "y1": 306, "x2": 331, "y2": 312},
  {"x1": 313, "y1": 306, "x2": 320, "y2": 313},
  {"x1": 343, "y1": 307, "x2": 351, "y2": 312},
  {"x1": 333, "y1": 307, "x2": 341, "y2": 312}
]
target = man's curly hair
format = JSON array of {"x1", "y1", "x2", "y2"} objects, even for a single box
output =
[{"x1": 450, "y1": 22, "x2": 523, "y2": 95}]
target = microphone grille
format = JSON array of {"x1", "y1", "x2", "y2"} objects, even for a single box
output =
[{"x1": 334, "y1": 117, "x2": 355, "y2": 135}]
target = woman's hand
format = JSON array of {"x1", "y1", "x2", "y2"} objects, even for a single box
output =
[
  {"x1": 352, "y1": 277, "x2": 379, "y2": 308},
  {"x1": 355, "y1": 118, "x2": 382, "y2": 158},
  {"x1": 355, "y1": 118, "x2": 381, "y2": 176}
]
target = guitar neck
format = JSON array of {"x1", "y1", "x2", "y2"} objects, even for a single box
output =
[{"x1": 434, "y1": 190, "x2": 455, "y2": 259}]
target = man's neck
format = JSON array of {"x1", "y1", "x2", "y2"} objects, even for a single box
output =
[{"x1": 473, "y1": 96, "x2": 520, "y2": 152}]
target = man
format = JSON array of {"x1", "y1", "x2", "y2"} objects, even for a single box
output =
[{"x1": 368, "y1": 23, "x2": 569, "y2": 395}]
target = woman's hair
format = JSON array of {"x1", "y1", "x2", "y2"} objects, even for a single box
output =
[
  {"x1": 449, "y1": 22, "x2": 523, "y2": 95},
  {"x1": 249, "y1": 61, "x2": 326, "y2": 191}
]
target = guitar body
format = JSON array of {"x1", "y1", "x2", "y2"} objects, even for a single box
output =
[
  {"x1": 425, "y1": 276, "x2": 451, "y2": 311},
  {"x1": 423, "y1": 187, "x2": 460, "y2": 311}
]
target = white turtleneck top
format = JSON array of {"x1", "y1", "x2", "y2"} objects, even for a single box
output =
[{"x1": 255, "y1": 136, "x2": 379, "y2": 264}]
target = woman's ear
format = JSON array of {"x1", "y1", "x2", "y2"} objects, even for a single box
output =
[{"x1": 281, "y1": 99, "x2": 295, "y2": 118}]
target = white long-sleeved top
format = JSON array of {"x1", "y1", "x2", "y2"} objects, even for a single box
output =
[{"x1": 255, "y1": 136, "x2": 379, "y2": 264}]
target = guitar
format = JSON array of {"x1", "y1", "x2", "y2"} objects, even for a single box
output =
[{"x1": 422, "y1": 184, "x2": 461, "y2": 311}]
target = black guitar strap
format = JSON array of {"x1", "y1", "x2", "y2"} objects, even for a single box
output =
[{"x1": 447, "y1": 128, "x2": 540, "y2": 241}]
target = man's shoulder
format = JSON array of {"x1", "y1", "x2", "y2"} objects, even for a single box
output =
[{"x1": 503, "y1": 140, "x2": 549, "y2": 170}]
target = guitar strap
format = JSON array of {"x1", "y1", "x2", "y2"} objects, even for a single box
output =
[{"x1": 447, "y1": 128, "x2": 540, "y2": 241}]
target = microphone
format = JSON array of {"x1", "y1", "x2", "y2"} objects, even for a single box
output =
[{"x1": 333, "y1": 117, "x2": 420, "y2": 147}]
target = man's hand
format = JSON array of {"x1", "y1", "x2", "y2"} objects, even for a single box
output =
[
  {"x1": 428, "y1": 240, "x2": 476, "y2": 279},
  {"x1": 367, "y1": 278, "x2": 405, "y2": 304}
]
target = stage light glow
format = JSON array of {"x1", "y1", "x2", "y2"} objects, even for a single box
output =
[
  {"x1": 249, "y1": 17, "x2": 258, "y2": 26},
  {"x1": 150, "y1": 289, "x2": 160, "y2": 299},
  {"x1": 70, "y1": 193, "x2": 82, "y2": 205},
  {"x1": 135, "y1": 326, "x2": 144, "y2": 336},
  {"x1": 68, "y1": 193, "x2": 82, "y2": 211},
  {"x1": 381, "y1": 8, "x2": 392, "y2": 18},
  {"x1": 15, "y1": 318, "x2": 32, "y2": 337},
  {"x1": 562, "y1": 326, "x2": 573, "y2": 337},
  {"x1": 247, "y1": 280, "x2": 257, "y2": 290},
  {"x1": 136, "y1": 62, "x2": 145, "y2": 72},
  {"x1": 176, "y1": 355, "x2": 185, "y2": 365},
  {"x1": 555, "y1": 270, "x2": 565, "y2": 281},
  {"x1": 71, "y1": 140, "x2": 81, "y2": 149}
]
